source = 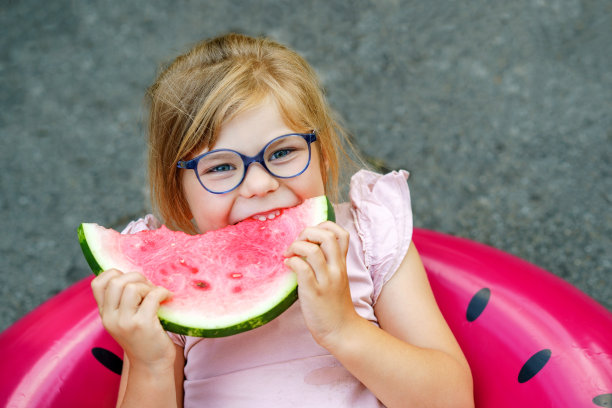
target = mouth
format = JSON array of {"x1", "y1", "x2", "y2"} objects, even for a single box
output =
[
  {"x1": 249, "y1": 209, "x2": 282, "y2": 222},
  {"x1": 230, "y1": 196, "x2": 302, "y2": 225}
]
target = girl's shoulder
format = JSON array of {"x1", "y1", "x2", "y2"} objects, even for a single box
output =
[
  {"x1": 341, "y1": 169, "x2": 413, "y2": 300},
  {"x1": 345, "y1": 169, "x2": 413, "y2": 246},
  {"x1": 347, "y1": 169, "x2": 412, "y2": 216}
]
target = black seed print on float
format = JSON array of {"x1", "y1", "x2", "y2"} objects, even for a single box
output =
[
  {"x1": 466, "y1": 288, "x2": 491, "y2": 322},
  {"x1": 518, "y1": 349, "x2": 551, "y2": 383},
  {"x1": 593, "y1": 393, "x2": 612, "y2": 407},
  {"x1": 91, "y1": 347, "x2": 123, "y2": 375}
]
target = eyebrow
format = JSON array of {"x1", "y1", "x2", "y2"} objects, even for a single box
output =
[{"x1": 198, "y1": 131, "x2": 309, "y2": 157}]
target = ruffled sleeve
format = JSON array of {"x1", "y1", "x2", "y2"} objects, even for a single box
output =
[
  {"x1": 349, "y1": 169, "x2": 413, "y2": 303},
  {"x1": 120, "y1": 214, "x2": 162, "y2": 234}
]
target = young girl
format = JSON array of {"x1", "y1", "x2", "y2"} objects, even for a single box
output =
[{"x1": 91, "y1": 33, "x2": 474, "y2": 408}]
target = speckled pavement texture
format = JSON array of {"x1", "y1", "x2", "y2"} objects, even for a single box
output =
[{"x1": 1, "y1": 0, "x2": 610, "y2": 331}]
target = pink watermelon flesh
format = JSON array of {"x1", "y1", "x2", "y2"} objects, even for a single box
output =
[{"x1": 78, "y1": 196, "x2": 333, "y2": 337}]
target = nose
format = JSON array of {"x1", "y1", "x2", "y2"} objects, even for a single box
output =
[{"x1": 238, "y1": 163, "x2": 279, "y2": 197}]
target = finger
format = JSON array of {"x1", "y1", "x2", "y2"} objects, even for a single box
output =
[
  {"x1": 91, "y1": 269, "x2": 123, "y2": 311},
  {"x1": 103, "y1": 272, "x2": 150, "y2": 312},
  {"x1": 286, "y1": 240, "x2": 329, "y2": 278},
  {"x1": 284, "y1": 256, "x2": 318, "y2": 288},
  {"x1": 136, "y1": 286, "x2": 173, "y2": 320},
  {"x1": 118, "y1": 281, "x2": 156, "y2": 313},
  {"x1": 294, "y1": 227, "x2": 344, "y2": 269},
  {"x1": 317, "y1": 221, "x2": 350, "y2": 256}
]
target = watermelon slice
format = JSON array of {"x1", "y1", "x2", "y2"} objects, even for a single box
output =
[{"x1": 78, "y1": 196, "x2": 334, "y2": 338}]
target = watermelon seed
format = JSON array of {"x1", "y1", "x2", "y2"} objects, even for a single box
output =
[
  {"x1": 184, "y1": 264, "x2": 199, "y2": 274},
  {"x1": 230, "y1": 273, "x2": 243, "y2": 279},
  {"x1": 193, "y1": 280, "x2": 210, "y2": 290}
]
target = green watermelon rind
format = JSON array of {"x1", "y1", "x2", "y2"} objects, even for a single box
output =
[
  {"x1": 78, "y1": 196, "x2": 335, "y2": 338},
  {"x1": 78, "y1": 224, "x2": 104, "y2": 275},
  {"x1": 158, "y1": 287, "x2": 300, "y2": 337}
]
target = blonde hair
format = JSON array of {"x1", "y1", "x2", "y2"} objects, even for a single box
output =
[{"x1": 147, "y1": 33, "x2": 355, "y2": 233}]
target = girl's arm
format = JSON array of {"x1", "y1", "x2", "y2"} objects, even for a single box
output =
[
  {"x1": 328, "y1": 243, "x2": 473, "y2": 408},
  {"x1": 117, "y1": 346, "x2": 184, "y2": 408},
  {"x1": 285, "y1": 223, "x2": 474, "y2": 408},
  {"x1": 91, "y1": 269, "x2": 184, "y2": 408}
]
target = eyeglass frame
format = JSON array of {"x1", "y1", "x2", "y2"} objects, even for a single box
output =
[{"x1": 177, "y1": 131, "x2": 317, "y2": 194}]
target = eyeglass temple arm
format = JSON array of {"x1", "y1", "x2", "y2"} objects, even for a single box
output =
[{"x1": 177, "y1": 160, "x2": 196, "y2": 169}]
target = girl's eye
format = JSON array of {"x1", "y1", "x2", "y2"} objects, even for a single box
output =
[
  {"x1": 211, "y1": 164, "x2": 234, "y2": 172},
  {"x1": 202, "y1": 163, "x2": 235, "y2": 175},
  {"x1": 269, "y1": 149, "x2": 294, "y2": 161}
]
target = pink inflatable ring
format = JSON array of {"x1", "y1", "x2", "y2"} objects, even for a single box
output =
[{"x1": 0, "y1": 229, "x2": 610, "y2": 407}]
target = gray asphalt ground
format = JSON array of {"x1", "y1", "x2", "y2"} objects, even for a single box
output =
[{"x1": 1, "y1": 0, "x2": 611, "y2": 332}]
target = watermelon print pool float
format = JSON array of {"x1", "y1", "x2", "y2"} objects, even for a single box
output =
[
  {"x1": 78, "y1": 195, "x2": 333, "y2": 337},
  {"x1": 0, "y1": 229, "x2": 610, "y2": 407}
]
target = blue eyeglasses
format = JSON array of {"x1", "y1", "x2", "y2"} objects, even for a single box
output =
[{"x1": 177, "y1": 132, "x2": 317, "y2": 194}]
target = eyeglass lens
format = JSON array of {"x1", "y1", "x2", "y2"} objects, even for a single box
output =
[{"x1": 196, "y1": 134, "x2": 311, "y2": 193}]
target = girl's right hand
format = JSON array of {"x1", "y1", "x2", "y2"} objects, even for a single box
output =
[{"x1": 91, "y1": 269, "x2": 175, "y2": 369}]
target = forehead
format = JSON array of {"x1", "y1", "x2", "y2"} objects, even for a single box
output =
[{"x1": 212, "y1": 98, "x2": 296, "y2": 152}]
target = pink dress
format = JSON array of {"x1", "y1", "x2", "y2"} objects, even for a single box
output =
[{"x1": 122, "y1": 170, "x2": 413, "y2": 407}]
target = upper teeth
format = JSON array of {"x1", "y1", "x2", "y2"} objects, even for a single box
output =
[{"x1": 252, "y1": 210, "x2": 281, "y2": 221}]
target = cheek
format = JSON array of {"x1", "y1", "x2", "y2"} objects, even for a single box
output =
[
  {"x1": 181, "y1": 176, "x2": 201, "y2": 212},
  {"x1": 293, "y1": 161, "x2": 325, "y2": 199},
  {"x1": 181, "y1": 174, "x2": 215, "y2": 228},
  {"x1": 185, "y1": 190, "x2": 234, "y2": 233},
  {"x1": 190, "y1": 200, "x2": 221, "y2": 233},
  {"x1": 310, "y1": 150, "x2": 326, "y2": 193}
]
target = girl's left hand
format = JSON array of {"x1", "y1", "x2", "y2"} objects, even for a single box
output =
[{"x1": 284, "y1": 221, "x2": 360, "y2": 348}]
